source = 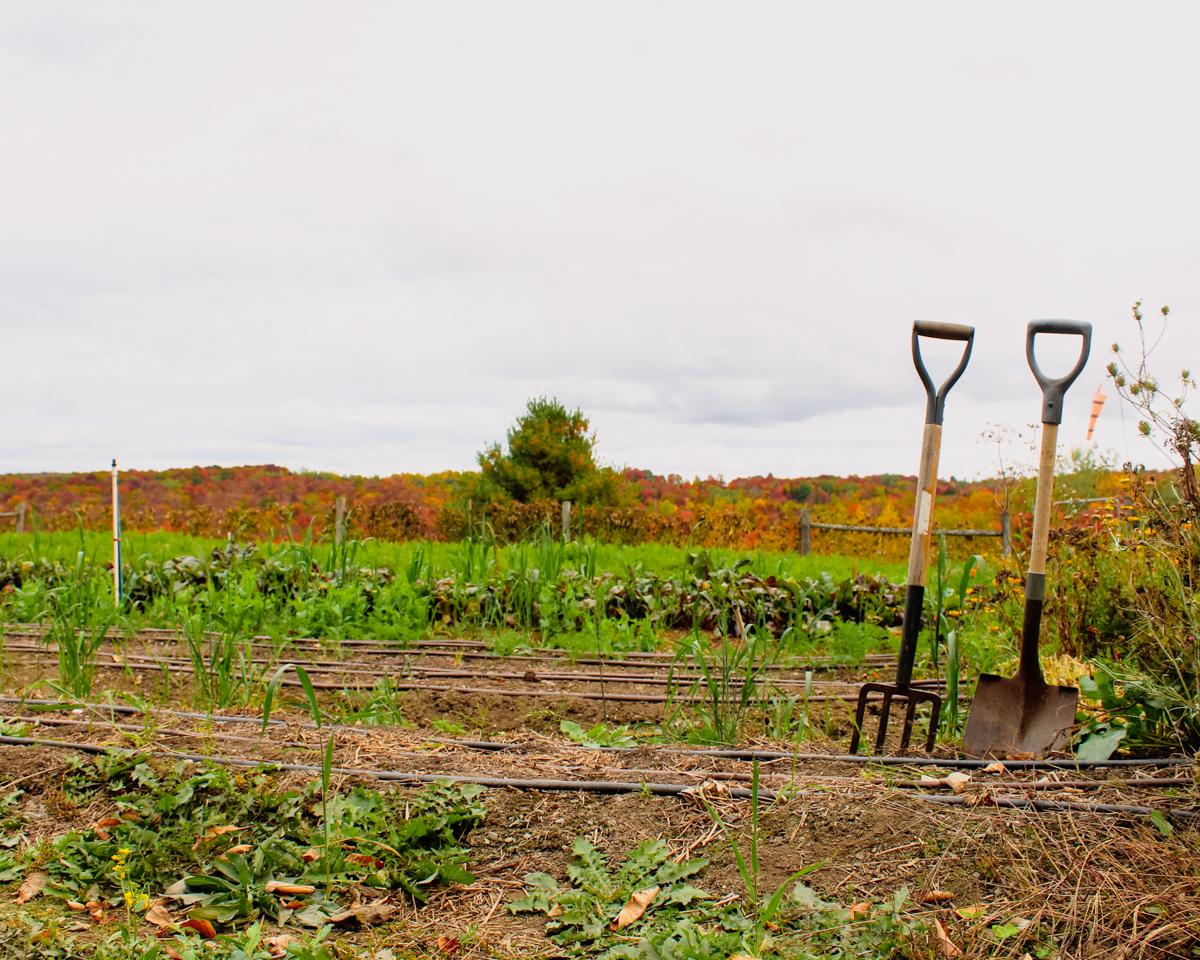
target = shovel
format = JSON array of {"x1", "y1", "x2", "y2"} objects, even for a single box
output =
[
  {"x1": 850, "y1": 321, "x2": 974, "y2": 754},
  {"x1": 963, "y1": 319, "x2": 1092, "y2": 758}
]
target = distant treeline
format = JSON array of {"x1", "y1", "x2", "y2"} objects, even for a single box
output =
[{"x1": 0, "y1": 463, "x2": 1125, "y2": 559}]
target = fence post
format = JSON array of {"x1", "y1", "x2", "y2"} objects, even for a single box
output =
[
  {"x1": 111, "y1": 459, "x2": 121, "y2": 608},
  {"x1": 15, "y1": 502, "x2": 25, "y2": 533},
  {"x1": 1000, "y1": 508, "x2": 1011, "y2": 557},
  {"x1": 335, "y1": 496, "x2": 347, "y2": 547},
  {"x1": 800, "y1": 509, "x2": 811, "y2": 556},
  {"x1": 561, "y1": 500, "x2": 571, "y2": 542}
]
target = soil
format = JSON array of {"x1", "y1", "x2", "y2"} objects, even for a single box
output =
[{"x1": 2, "y1": 631, "x2": 1199, "y2": 958}]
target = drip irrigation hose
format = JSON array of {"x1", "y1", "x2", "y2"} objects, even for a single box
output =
[
  {"x1": 4, "y1": 733, "x2": 1196, "y2": 818},
  {"x1": 0, "y1": 658, "x2": 891, "y2": 705},
  {"x1": 0, "y1": 734, "x2": 775, "y2": 801},
  {"x1": 0, "y1": 645, "x2": 903, "y2": 691},
  {"x1": 0, "y1": 630, "x2": 895, "y2": 673},
  {"x1": 914, "y1": 792, "x2": 1199, "y2": 820},
  {"x1": 1, "y1": 697, "x2": 1194, "y2": 771},
  {"x1": 1, "y1": 624, "x2": 898, "y2": 667}
]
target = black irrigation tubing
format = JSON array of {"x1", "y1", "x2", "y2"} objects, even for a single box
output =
[
  {"x1": 0, "y1": 657, "x2": 902, "y2": 705},
  {"x1": 2, "y1": 697, "x2": 1194, "y2": 772},
  {"x1": 7, "y1": 712, "x2": 1191, "y2": 795},
  {"x1": 0, "y1": 734, "x2": 775, "y2": 801},
  {"x1": 0, "y1": 632, "x2": 898, "y2": 673},
  {"x1": 5, "y1": 733, "x2": 1195, "y2": 816},
  {"x1": 914, "y1": 792, "x2": 1200, "y2": 821},
  {"x1": 3, "y1": 623, "x2": 900, "y2": 663},
  {"x1": 0, "y1": 645, "x2": 911, "y2": 691}
]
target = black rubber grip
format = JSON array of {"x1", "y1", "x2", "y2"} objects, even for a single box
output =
[
  {"x1": 1026, "y1": 320, "x2": 1092, "y2": 425},
  {"x1": 895, "y1": 584, "x2": 924, "y2": 688},
  {"x1": 912, "y1": 322, "x2": 975, "y2": 425},
  {"x1": 913, "y1": 321, "x2": 974, "y2": 341}
]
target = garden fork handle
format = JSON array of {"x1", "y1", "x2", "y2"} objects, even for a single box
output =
[
  {"x1": 895, "y1": 421, "x2": 941, "y2": 688},
  {"x1": 894, "y1": 321, "x2": 973, "y2": 689},
  {"x1": 912, "y1": 321, "x2": 975, "y2": 426}
]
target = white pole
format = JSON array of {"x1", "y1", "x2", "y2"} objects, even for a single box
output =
[{"x1": 112, "y1": 458, "x2": 121, "y2": 607}]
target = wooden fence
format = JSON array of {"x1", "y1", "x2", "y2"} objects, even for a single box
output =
[
  {"x1": 798, "y1": 507, "x2": 1011, "y2": 557},
  {"x1": 0, "y1": 502, "x2": 27, "y2": 533}
]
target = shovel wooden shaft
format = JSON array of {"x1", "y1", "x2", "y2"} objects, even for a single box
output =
[
  {"x1": 1029, "y1": 423, "x2": 1058, "y2": 577},
  {"x1": 1020, "y1": 422, "x2": 1058, "y2": 682},
  {"x1": 895, "y1": 423, "x2": 941, "y2": 688}
]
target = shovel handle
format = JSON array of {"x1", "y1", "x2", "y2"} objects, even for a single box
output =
[
  {"x1": 912, "y1": 322, "x2": 975, "y2": 425},
  {"x1": 1027, "y1": 320, "x2": 1092, "y2": 425}
]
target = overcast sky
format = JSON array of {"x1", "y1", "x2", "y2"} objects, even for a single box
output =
[{"x1": 2, "y1": 2, "x2": 1197, "y2": 481}]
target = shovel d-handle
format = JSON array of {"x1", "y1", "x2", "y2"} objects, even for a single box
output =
[
  {"x1": 912, "y1": 321, "x2": 975, "y2": 426},
  {"x1": 1027, "y1": 320, "x2": 1092, "y2": 426}
]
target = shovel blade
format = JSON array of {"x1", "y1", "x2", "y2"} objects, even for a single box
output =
[{"x1": 963, "y1": 673, "x2": 1078, "y2": 758}]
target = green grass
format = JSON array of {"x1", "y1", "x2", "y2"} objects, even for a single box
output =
[{"x1": 0, "y1": 530, "x2": 908, "y2": 582}]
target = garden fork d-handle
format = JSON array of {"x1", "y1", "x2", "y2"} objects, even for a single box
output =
[
  {"x1": 1021, "y1": 319, "x2": 1091, "y2": 682},
  {"x1": 912, "y1": 321, "x2": 975, "y2": 426}
]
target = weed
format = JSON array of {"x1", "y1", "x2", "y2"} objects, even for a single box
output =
[{"x1": 559, "y1": 719, "x2": 637, "y2": 748}]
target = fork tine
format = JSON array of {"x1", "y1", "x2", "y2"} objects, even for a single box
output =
[
  {"x1": 874, "y1": 690, "x2": 894, "y2": 752},
  {"x1": 899, "y1": 695, "x2": 918, "y2": 750}
]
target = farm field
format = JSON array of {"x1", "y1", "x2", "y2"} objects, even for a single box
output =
[{"x1": 1, "y1": 523, "x2": 1197, "y2": 959}]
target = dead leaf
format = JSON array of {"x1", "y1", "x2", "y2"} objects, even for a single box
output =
[
  {"x1": 191, "y1": 825, "x2": 246, "y2": 850},
  {"x1": 264, "y1": 881, "x2": 316, "y2": 895},
  {"x1": 944, "y1": 771, "x2": 972, "y2": 794},
  {"x1": 933, "y1": 917, "x2": 963, "y2": 958},
  {"x1": 66, "y1": 900, "x2": 87, "y2": 912},
  {"x1": 436, "y1": 935, "x2": 461, "y2": 954},
  {"x1": 16, "y1": 871, "x2": 49, "y2": 905},
  {"x1": 982, "y1": 761, "x2": 1007, "y2": 774},
  {"x1": 94, "y1": 817, "x2": 122, "y2": 840},
  {"x1": 86, "y1": 900, "x2": 105, "y2": 923},
  {"x1": 920, "y1": 890, "x2": 957, "y2": 903},
  {"x1": 164, "y1": 948, "x2": 184, "y2": 960},
  {"x1": 144, "y1": 903, "x2": 174, "y2": 929},
  {"x1": 180, "y1": 917, "x2": 217, "y2": 939},
  {"x1": 849, "y1": 901, "x2": 871, "y2": 919},
  {"x1": 266, "y1": 934, "x2": 294, "y2": 957},
  {"x1": 610, "y1": 886, "x2": 659, "y2": 931},
  {"x1": 222, "y1": 844, "x2": 252, "y2": 857},
  {"x1": 328, "y1": 901, "x2": 398, "y2": 927},
  {"x1": 547, "y1": 903, "x2": 563, "y2": 918},
  {"x1": 301, "y1": 848, "x2": 322, "y2": 863},
  {"x1": 353, "y1": 902, "x2": 397, "y2": 926},
  {"x1": 346, "y1": 852, "x2": 384, "y2": 869}
]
